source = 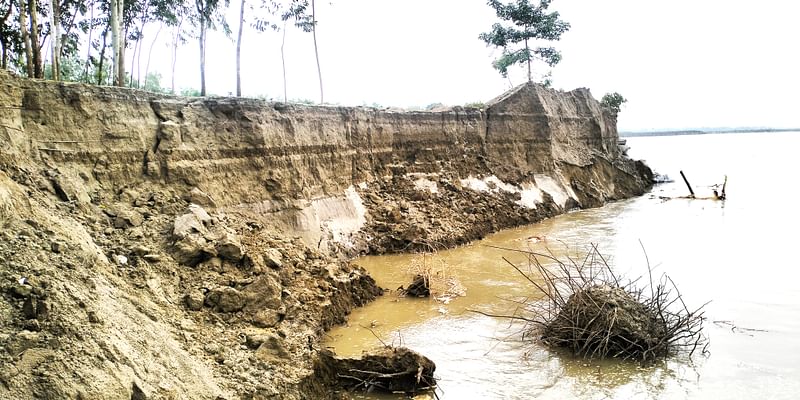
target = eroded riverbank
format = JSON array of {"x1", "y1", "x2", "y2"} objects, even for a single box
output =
[
  {"x1": 327, "y1": 132, "x2": 800, "y2": 400},
  {"x1": 0, "y1": 70, "x2": 651, "y2": 399}
]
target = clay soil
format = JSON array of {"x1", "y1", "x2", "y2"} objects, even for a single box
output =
[{"x1": 0, "y1": 166, "x2": 382, "y2": 399}]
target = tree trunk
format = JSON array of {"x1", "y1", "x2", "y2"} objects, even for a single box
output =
[
  {"x1": 199, "y1": 20, "x2": 206, "y2": 96},
  {"x1": 144, "y1": 23, "x2": 163, "y2": 90},
  {"x1": 110, "y1": 0, "x2": 122, "y2": 85},
  {"x1": 83, "y1": 0, "x2": 96, "y2": 82},
  {"x1": 28, "y1": 0, "x2": 43, "y2": 78},
  {"x1": 97, "y1": 27, "x2": 108, "y2": 84},
  {"x1": 235, "y1": 0, "x2": 245, "y2": 97},
  {"x1": 19, "y1": 0, "x2": 34, "y2": 77},
  {"x1": 311, "y1": 0, "x2": 323, "y2": 103},
  {"x1": 57, "y1": 2, "x2": 79, "y2": 61},
  {"x1": 1, "y1": 2, "x2": 11, "y2": 69},
  {"x1": 134, "y1": 0, "x2": 151, "y2": 87},
  {"x1": 281, "y1": 20, "x2": 287, "y2": 103},
  {"x1": 50, "y1": 0, "x2": 61, "y2": 80},
  {"x1": 171, "y1": 20, "x2": 181, "y2": 94},
  {"x1": 129, "y1": 36, "x2": 140, "y2": 87},
  {"x1": 136, "y1": 27, "x2": 147, "y2": 87},
  {"x1": 525, "y1": 38, "x2": 531, "y2": 82}
]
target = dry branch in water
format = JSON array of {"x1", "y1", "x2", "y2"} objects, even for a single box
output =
[
  {"x1": 399, "y1": 253, "x2": 465, "y2": 303},
  {"x1": 484, "y1": 244, "x2": 708, "y2": 362}
]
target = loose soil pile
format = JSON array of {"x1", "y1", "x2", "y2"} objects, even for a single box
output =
[{"x1": 0, "y1": 168, "x2": 382, "y2": 399}]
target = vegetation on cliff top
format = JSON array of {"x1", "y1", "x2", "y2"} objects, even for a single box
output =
[
  {"x1": 479, "y1": 0, "x2": 570, "y2": 82},
  {"x1": 1, "y1": 0, "x2": 578, "y2": 101},
  {"x1": 601, "y1": 92, "x2": 628, "y2": 115},
  {"x1": 0, "y1": 0, "x2": 320, "y2": 99}
]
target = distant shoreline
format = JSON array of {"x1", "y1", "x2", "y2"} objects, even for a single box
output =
[{"x1": 620, "y1": 128, "x2": 800, "y2": 138}]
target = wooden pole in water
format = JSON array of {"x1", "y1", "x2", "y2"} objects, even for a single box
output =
[
  {"x1": 721, "y1": 175, "x2": 728, "y2": 199},
  {"x1": 680, "y1": 170, "x2": 695, "y2": 198}
]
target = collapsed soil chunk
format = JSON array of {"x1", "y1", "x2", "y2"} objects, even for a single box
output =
[
  {"x1": 541, "y1": 284, "x2": 669, "y2": 360},
  {"x1": 399, "y1": 274, "x2": 430, "y2": 297},
  {"x1": 317, "y1": 347, "x2": 436, "y2": 395}
]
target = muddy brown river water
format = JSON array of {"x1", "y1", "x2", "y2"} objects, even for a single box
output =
[{"x1": 325, "y1": 132, "x2": 800, "y2": 399}]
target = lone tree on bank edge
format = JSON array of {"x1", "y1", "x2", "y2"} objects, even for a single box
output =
[
  {"x1": 601, "y1": 92, "x2": 627, "y2": 115},
  {"x1": 479, "y1": 0, "x2": 570, "y2": 82}
]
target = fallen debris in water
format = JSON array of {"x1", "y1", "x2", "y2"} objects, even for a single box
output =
[
  {"x1": 477, "y1": 244, "x2": 708, "y2": 362},
  {"x1": 399, "y1": 253, "x2": 466, "y2": 303},
  {"x1": 659, "y1": 172, "x2": 727, "y2": 201},
  {"x1": 399, "y1": 274, "x2": 431, "y2": 297},
  {"x1": 317, "y1": 347, "x2": 437, "y2": 396}
]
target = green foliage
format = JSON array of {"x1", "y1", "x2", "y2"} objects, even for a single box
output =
[
  {"x1": 253, "y1": 0, "x2": 314, "y2": 33},
  {"x1": 194, "y1": 0, "x2": 231, "y2": 31},
  {"x1": 463, "y1": 102, "x2": 486, "y2": 109},
  {"x1": 292, "y1": 98, "x2": 315, "y2": 105},
  {"x1": 479, "y1": 0, "x2": 570, "y2": 80},
  {"x1": 180, "y1": 87, "x2": 203, "y2": 97},
  {"x1": 43, "y1": 54, "x2": 85, "y2": 82},
  {"x1": 141, "y1": 72, "x2": 172, "y2": 94},
  {"x1": 0, "y1": 0, "x2": 324, "y2": 97},
  {"x1": 601, "y1": 92, "x2": 627, "y2": 114}
]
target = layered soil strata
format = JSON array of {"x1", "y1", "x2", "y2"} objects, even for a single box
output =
[{"x1": 0, "y1": 70, "x2": 651, "y2": 399}]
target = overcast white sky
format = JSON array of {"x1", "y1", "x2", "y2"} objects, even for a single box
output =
[{"x1": 147, "y1": 0, "x2": 800, "y2": 131}]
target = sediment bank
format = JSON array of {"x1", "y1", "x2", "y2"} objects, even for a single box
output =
[{"x1": 0, "y1": 70, "x2": 651, "y2": 399}]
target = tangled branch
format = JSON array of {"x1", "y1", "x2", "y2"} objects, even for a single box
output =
[{"x1": 479, "y1": 244, "x2": 709, "y2": 362}]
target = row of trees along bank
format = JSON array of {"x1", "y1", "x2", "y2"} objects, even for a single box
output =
[
  {"x1": 0, "y1": 0, "x2": 624, "y2": 111},
  {"x1": 0, "y1": 0, "x2": 320, "y2": 99}
]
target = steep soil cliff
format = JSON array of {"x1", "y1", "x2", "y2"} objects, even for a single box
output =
[{"x1": 0, "y1": 70, "x2": 651, "y2": 399}]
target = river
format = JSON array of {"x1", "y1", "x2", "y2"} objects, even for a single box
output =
[{"x1": 324, "y1": 131, "x2": 800, "y2": 399}]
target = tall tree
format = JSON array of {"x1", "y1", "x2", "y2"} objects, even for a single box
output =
[
  {"x1": 28, "y1": 0, "x2": 43, "y2": 78},
  {"x1": 0, "y1": 0, "x2": 20, "y2": 70},
  {"x1": 49, "y1": 0, "x2": 60, "y2": 79},
  {"x1": 18, "y1": 0, "x2": 34, "y2": 76},
  {"x1": 193, "y1": 0, "x2": 229, "y2": 96},
  {"x1": 141, "y1": 21, "x2": 162, "y2": 87},
  {"x1": 234, "y1": 0, "x2": 245, "y2": 96},
  {"x1": 169, "y1": 12, "x2": 185, "y2": 93},
  {"x1": 251, "y1": 0, "x2": 312, "y2": 101},
  {"x1": 310, "y1": 0, "x2": 321, "y2": 103},
  {"x1": 110, "y1": 0, "x2": 123, "y2": 85},
  {"x1": 600, "y1": 92, "x2": 627, "y2": 115},
  {"x1": 479, "y1": 0, "x2": 570, "y2": 82},
  {"x1": 81, "y1": 0, "x2": 96, "y2": 81}
]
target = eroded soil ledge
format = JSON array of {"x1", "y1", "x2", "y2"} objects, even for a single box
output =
[{"x1": 0, "y1": 70, "x2": 651, "y2": 399}]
